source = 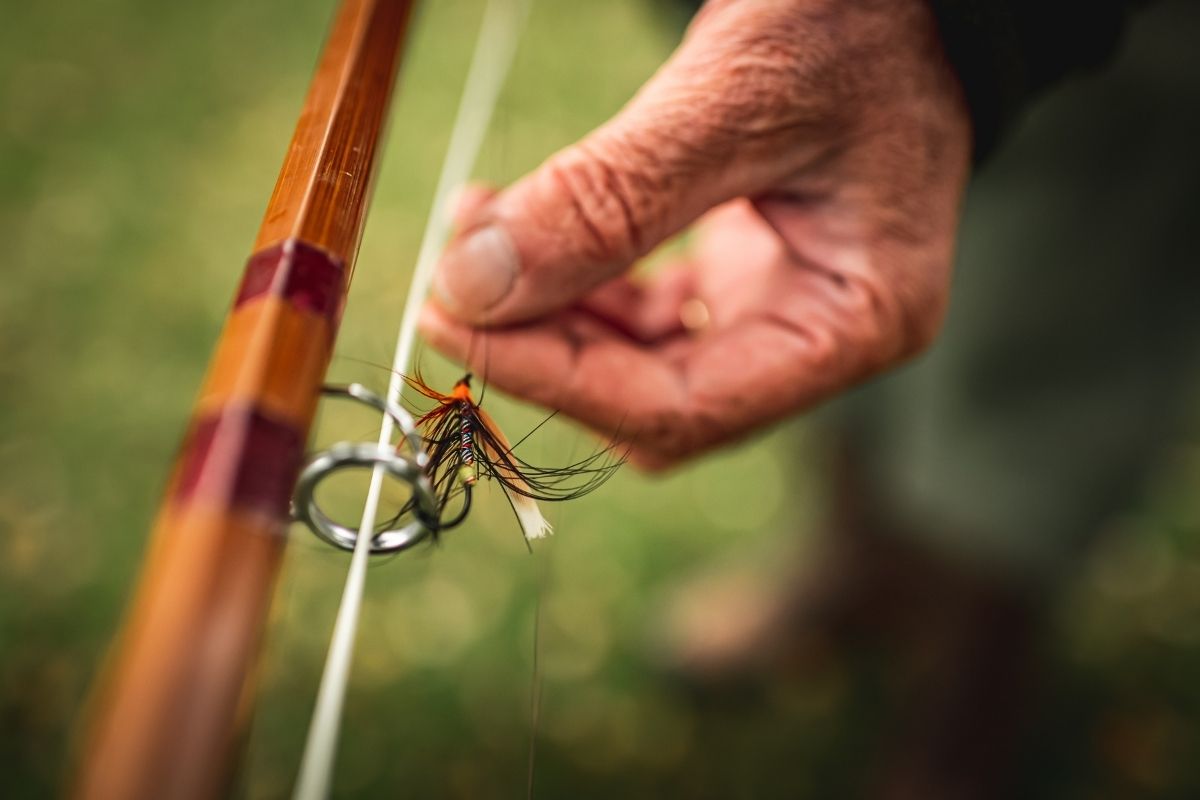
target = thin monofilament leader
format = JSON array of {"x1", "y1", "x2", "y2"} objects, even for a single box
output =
[{"x1": 293, "y1": 2, "x2": 529, "y2": 797}]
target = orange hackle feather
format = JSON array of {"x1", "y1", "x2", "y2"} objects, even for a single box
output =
[{"x1": 404, "y1": 373, "x2": 553, "y2": 539}]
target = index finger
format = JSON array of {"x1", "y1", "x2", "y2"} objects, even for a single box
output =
[{"x1": 418, "y1": 294, "x2": 833, "y2": 468}]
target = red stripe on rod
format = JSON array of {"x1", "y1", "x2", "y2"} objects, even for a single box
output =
[
  {"x1": 234, "y1": 239, "x2": 346, "y2": 323},
  {"x1": 172, "y1": 408, "x2": 305, "y2": 519}
]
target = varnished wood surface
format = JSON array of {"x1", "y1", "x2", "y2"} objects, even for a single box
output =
[
  {"x1": 254, "y1": 0, "x2": 412, "y2": 260},
  {"x1": 72, "y1": 1, "x2": 416, "y2": 797}
]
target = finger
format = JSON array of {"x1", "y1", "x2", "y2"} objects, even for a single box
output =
[
  {"x1": 432, "y1": 2, "x2": 823, "y2": 326},
  {"x1": 572, "y1": 199, "x2": 772, "y2": 343},
  {"x1": 419, "y1": 303, "x2": 686, "y2": 462},
  {"x1": 419, "y1": 284, "x2": 855, "y2": 469},
  {"x1": 576, "y1": 264, "x2": 697, "y2": 345}
]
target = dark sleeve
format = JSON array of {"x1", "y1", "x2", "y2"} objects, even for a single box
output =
[{"x1": 926, "y1": 1, "x2": 1144, "y2": 160}]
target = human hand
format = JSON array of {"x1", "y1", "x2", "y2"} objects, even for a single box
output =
[{"x1": 420, "y1": 0, "x2": 972, "y2": 469}]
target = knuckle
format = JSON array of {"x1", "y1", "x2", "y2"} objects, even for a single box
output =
[
  {"x1": 540, "y1": 145, "x2": 650, "y2": 266},
  {"x1": 682, "y1": 3, "x2": 852, "y2": 142},
  {"x1": 802, "y1": 322, "x2": 845, "y2": 377},
  {"x1": 838, "y1": 263, "x2": 947, "y2": 363},
  {"x1": 627, "y1": 402, "x2": 705, "y2": 467}
]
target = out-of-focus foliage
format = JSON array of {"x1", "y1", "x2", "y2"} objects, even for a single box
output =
[{"x1": 1, "y1": 1, "x2": 1198, "y2": 798}]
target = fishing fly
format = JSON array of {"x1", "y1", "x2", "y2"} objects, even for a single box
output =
[{"x1": 386, "y1": 370, "x2": 624, "y2": 542}]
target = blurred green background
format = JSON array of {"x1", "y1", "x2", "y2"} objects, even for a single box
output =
[{"x1": 2, "y1": 0, "x2": 1199, "y2": 797}]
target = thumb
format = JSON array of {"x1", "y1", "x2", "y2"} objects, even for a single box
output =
[{"x1": 433, "y1": 3, "x2": 810, "y2": 325}]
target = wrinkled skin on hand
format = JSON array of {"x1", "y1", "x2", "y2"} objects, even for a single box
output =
[{"x1": 420, "y1": 0, "x2": 972, "y2": 469}]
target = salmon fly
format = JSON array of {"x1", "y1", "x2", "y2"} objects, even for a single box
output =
[{"x1": 391, "y1": 372, "x2": 623, "y2": 541}]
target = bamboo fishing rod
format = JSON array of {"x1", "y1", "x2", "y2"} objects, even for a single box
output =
[{"x1": 72, "y1": 1, "x2": 416, "y2": 796}]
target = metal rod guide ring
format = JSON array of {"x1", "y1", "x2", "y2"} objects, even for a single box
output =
[{"x1": 292, "y1": 383, "x2": 437, "y2": 555}]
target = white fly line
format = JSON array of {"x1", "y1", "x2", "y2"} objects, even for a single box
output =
[{"x1": 293, "y1": 2, "x2": 529, "y2": 797}]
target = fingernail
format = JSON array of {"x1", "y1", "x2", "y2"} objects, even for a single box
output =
[{"x1": 434, "y1": 225, "x2": 518, "y2": 317}]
